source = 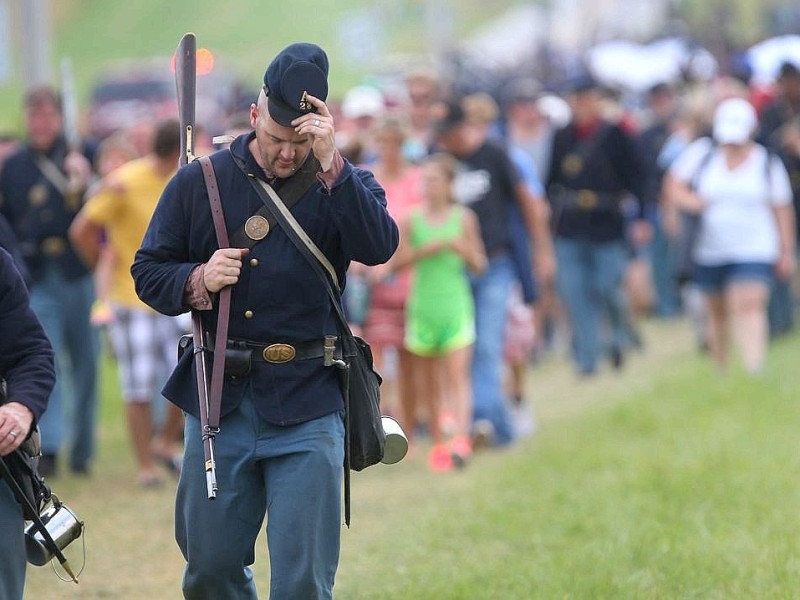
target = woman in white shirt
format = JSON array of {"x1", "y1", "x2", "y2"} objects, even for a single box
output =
[{"x1": 664, "y1": 97, "x2": 796, "y2": 374}]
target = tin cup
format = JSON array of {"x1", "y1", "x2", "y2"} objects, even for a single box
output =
[
  {"x1": 25, "y1": 502, "x2": 84, "y2": 566},
  {"x1": 380, "y1": 416, "x2": 408, "y2": 465}
]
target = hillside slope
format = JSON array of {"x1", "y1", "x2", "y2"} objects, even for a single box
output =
[{"x1": 0, "y1": 0, "x2": 523, "y2": 132}]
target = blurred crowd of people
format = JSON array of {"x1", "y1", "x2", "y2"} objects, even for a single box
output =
[
  {"x1": 1, "y1": 51, "x2": 798, "y2": 480},
  {"x1": 329, "y1": 59, "x2": 800, "y2": 470},
  {"x1": 0, "y1": 90, "x2": 194, "y2": 486}
]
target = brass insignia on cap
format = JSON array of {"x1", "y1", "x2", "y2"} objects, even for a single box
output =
[
  {"x1": 244, "y1": 215, "x2": 270, "y2": 241},
  {"x1": 299, "y1": 90, "x2": 310, "y2": 112}
]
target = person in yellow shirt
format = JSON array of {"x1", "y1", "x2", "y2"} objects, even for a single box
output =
[
  {"x1": 86, "y1": 132, "x2": 138, "y2": 327},
  {"x1": 69, "y1": 119, "x2": 185, "y2": 487}
]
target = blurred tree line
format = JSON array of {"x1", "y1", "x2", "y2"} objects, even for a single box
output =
[{"x1": 678, "y1": 0, "x2": 800, "y2": 55}]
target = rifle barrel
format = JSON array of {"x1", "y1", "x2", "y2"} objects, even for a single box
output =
[
  {"x1": 176, "y1": 32, "x2": 218, "y2": 500},
  {"x1": 60, "y1": 57, "x2": 79, "y2": 151}
]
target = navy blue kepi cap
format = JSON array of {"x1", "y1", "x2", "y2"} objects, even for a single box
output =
[
  {"x1": 263, "y1": 42, "x2": 329, "y2": 127},
  {"x1": 565, "y1": 73, "x2": 600, "y2": 94}
]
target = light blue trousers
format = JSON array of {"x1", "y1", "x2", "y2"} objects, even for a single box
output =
[
  {"x1": 177, "y1": 393, "x2": 345, "y2": 599},
  {"x1": 555, "y1": 237, "x2": 629, "y2": 374},
  {"x1": 29, "y1": 265, "x2": 98, "y2": 469}
]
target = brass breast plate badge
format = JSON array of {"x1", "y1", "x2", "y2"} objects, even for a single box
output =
[
  {"x1": 245, "y1": 215, "x2": 270, "y2": 241},
  {"x1": 577, "y1": 189, "x2": 598, "y2": 210},
  {"x1": 28, "y1": 183, "x2": 48, "y2": 206},
  {"x1": 562, "y1": 154, "x2": 583, "y2": 177},
  {"x1": 263, "y1": 344, "x2": 296, "y2": 364}
]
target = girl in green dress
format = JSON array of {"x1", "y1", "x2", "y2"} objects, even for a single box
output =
[{"x1": 392, "y1": 153, "x2": 486, "y2": 470}]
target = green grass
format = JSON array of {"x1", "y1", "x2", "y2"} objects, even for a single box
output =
[{"x1": 22, "y1": 318, "x2": 800, "y2": 599}]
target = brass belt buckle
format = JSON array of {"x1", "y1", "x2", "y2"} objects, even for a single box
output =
[
  {"x1": 41, "y1": 236, "x2": 66, "y2": 256},
  {"x1": 263, "y1": 343, "x2": 296, "y2": 363},
  {"x1": 577, "y1": 189, "x2": 598, "y2": 210}
]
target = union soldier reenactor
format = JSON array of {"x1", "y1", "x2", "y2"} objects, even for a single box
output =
[
  {"x1": 132, "y1": 42, "x2": 398, "y2": 598},
  {"x1": 0, "y1": 86, "x2": 99, "y2": 477}
]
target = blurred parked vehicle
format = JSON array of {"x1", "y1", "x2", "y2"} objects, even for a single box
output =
[{"x1": 87, "y1": 54, "x2": 239, "y2": 141}]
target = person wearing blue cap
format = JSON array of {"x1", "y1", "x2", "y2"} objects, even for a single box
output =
[{"x1": 132, "y1": 42, "x2": 398, "y2": 599}]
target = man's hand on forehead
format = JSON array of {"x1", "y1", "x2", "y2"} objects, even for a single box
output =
[{"x1": 292, "y1": 94, "x2": 337, "y2": 172}]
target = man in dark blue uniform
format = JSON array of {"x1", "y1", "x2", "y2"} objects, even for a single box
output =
[
  {"x1": 0, "y1": 86, "x2": 98, "y2": 476},
  {"x1": 0, "y1": 247, "x2": 56, "y2": 599},
  {"x1": 132, "y1": 43, "x2": 398, "y2": 599},
  {"x1": 546, "y1": 75, "x2": 650, "y2": 376}
]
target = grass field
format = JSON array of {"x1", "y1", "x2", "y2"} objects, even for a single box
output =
[{"x1": 22, "y1": 317, "x2": 800, "y2": 599}]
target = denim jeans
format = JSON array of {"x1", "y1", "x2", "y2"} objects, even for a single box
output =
[
  {"x1": 177, "y1": 392, "x2": 345, "y2": 600},
  {"x1": 470, "y1": 254, "x2": 515, "y2": 446},
  {"x1": 0, "y1": 480, "x2": 25, "y2": 600},
  {"x1": 555, "y1": 237, "x2": 628, "y2": 374},
  {"x1": 650, "y1": 214, "x2": 682, "y2": 317},
  {"x1": 29, "y1": 265, "x2": 98, "y2": 470}
]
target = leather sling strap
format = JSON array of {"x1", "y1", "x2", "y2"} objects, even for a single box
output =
[
  {"x1": 258, "y1": 178, "x2": 340, "y2": 291},
  {"x1": 231, "y1": 153, "x2": 346, "y2": 321},
  {"x1": 228, "y1": 152, "x2": 321, "y2": 249},
  {"x1": 197, "y1": 156, "x2": 229, "y2": 431},
  {"x1": 234, "y1": 162, "x2": 359, "y2": 526},
  {"x1": 34, "y1": 154, "x2": 71, "y2": 197}
]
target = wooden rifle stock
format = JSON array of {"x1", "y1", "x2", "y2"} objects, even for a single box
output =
[
  {"x1": 175, "y1": 32, "x2": 218, "y2": 499},
  {"x1": 175, "y1": 34, "x2": 196, "y2": 167}
]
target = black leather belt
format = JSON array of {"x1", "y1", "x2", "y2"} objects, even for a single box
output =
[
  {"x1": 228, "y1": 337, "x2": 342, "y2": 364},
  {"x1": 40, "y1": 236, "x2": 68, "y2": 256},
  {"x1": 551, "y1": 186, "x2": 622, "y2": 211}
]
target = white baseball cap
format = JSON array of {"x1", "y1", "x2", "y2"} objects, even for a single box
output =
[
  {"x1": 341, "y1": 86, "x2": 384, "y2": 120},
  {"x1": 536, "y1": 94, "x2": 572, "y2": 128},
  {"x1": 712, "y1": 97, "x2": 757, "y2": 145}
]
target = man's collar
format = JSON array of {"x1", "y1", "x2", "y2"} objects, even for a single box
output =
[
  {"x1": 230, "y1": 130, "x2": 261, "y2": 173},
  {"x1": 231, "y1": 130, "x2": 319, "y2": 182},
  {"x1": 27, "y1": 135, "x2": 67, "y2": 158}
]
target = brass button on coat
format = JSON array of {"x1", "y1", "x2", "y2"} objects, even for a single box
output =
[
  {"x1": 250, "y1": 258, "x2": 259, "y2": 267},
  {"x1": 244, "y1": 310, "x2": 254, "y2": 319}
]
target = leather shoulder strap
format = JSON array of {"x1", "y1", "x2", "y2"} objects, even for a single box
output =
[
  {"x1": 33, "y1": 155, "x2": 70, "y2": 197},
  {"x1": 244, "y1": 172, "x2": 351, "y2": 334},
  {"x1": 229, "y1": 152, "x2": 321, "y2": 248},
  {"x1": 197, "y1": 156, "x2": 229, "y2": 429},
  {"x1": 690, "y1": 138, "x2": 717, "y2": 193},
  {"x1": 255, "y1": 178, "x2": 340, "y2": 290}
]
